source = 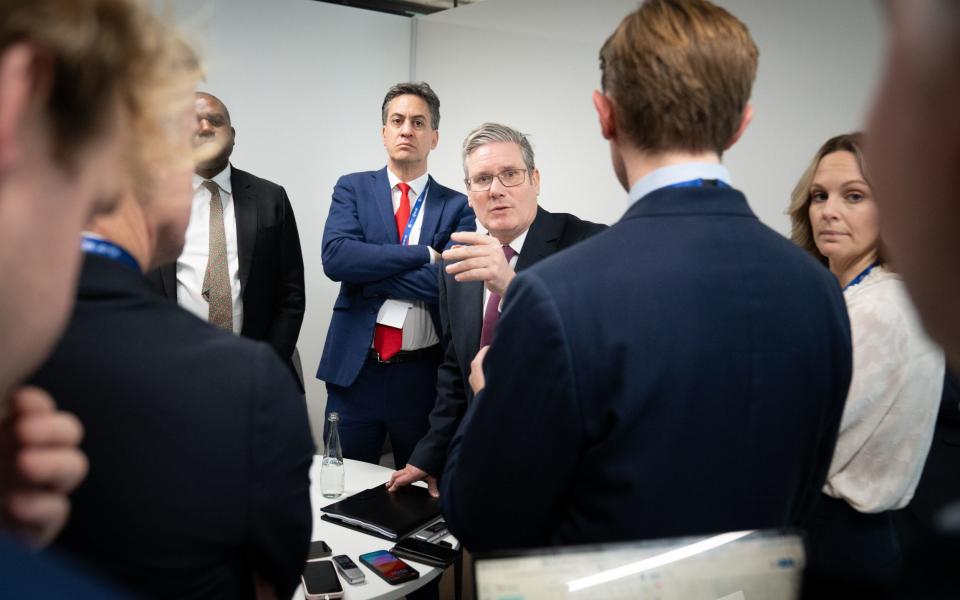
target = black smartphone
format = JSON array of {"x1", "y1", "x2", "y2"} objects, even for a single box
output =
[
  {"x1": 301, "y1": 560, "x2": 343, "y2": 600},
  {"x1": 392, "y1": 537, "x2": 460, "y2": 567},
  {"x1": 358, "y1": 550, "x2": 419, "y2": 585},
  {"x1": 307, "y1": 540, "x2": 332, "y2": 561},
  {"x1": 413, "y1": 519, "x2": 449, "y2": 542}
]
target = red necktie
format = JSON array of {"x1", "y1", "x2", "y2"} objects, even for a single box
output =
[
  {"x1": 373, "y1": 182, "x2": 412, "y2": 360},
  {"x1": 479, "y1": 245, "x2": 517, "y2": 347}
]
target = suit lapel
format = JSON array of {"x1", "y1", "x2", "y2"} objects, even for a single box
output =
[
  {"x1": 452, "y1": 275, "x2": 484, "y2": 352},
  {"x1": 374, "y1": 168, "x2": 398, "y2": 243},
  {"x1": 158, "y1": 263, "x2": 177, "y2": 300},
  {"x1": 232, "y1": 167, "x2": 257, "y2": 289},
  {"x1": 417, "y1": 175, "x2": 445, "y2": 246},
  {"x1": 515, "y1": 207, "x2": 560, "y2": 272}
]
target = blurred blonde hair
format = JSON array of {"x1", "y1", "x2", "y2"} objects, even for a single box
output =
[{"x1": 0, "y1": 0, "x2": 201, "y2": 189}]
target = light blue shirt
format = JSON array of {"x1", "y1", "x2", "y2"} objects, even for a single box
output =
[{"x1": 627, "y1": 163, "x2": 733, "y2": 208}]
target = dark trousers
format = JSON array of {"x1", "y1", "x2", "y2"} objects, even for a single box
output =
[
  {"x1": 803, "y1": 494, "x2": 900, "y2": 598},
  {"x1": 324, "y1": 352, "x2": 441, "y2": 469}
]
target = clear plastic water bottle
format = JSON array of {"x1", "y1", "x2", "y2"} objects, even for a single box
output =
[{"x1": 320, "y1": 412, "x2": 345, "y2": 498}]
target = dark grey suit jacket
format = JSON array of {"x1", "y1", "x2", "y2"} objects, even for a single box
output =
[
  {"x1": 147, "y1": 165, "x2": 305, "y2": 388},
  {"x1": 407, "y1": 207, "x2": 606, "y2": 476}
]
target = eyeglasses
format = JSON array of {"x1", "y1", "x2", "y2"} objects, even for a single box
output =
[{"x1": 464, "y1": 168, "x2": 528, "y2": 192}]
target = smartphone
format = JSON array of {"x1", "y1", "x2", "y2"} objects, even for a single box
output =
[
  {"x1": 359, "y1": 550, "x2": 420, "y2": 585},
  {"x1": 301, "y1": 560, "x2": 343, "y2": 600},
  {"x1": 307, "y1": 540, "x2": 332, "y2": 561},
  {"x1": 392, "y1": 537, "x2": 460, "y2": 567},
  {"x1": 413, "y1": 519, "x2": 449, "y2": 542},
  {"x1": 332, "y1": 554, "x2": 365, "y2": 585}
]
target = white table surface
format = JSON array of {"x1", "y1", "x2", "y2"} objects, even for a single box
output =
[{"x1": 292, "y1": 456, "x2": 448, "y2": 600}]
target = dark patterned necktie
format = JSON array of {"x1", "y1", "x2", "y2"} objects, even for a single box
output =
[
  {"x1": 479, "y1": 245, "x2": 516, "y2": 347},
  {"x1": 201, "y1": 180, "x2": 233, "y2": 331}
]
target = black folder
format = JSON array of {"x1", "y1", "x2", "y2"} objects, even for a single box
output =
[{"x1": 320, "y1": 484, "x2": 441, "y2": 540}]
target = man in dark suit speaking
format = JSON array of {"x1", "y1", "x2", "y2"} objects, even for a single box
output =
[
  {"x1": 441, "y1": 0, "x2": 853, "y2": 552},
  {"x1": 148, "y1": 92, "x2": 306, "y2": 389},
  {"x1": 388, "y1": 122, "x2": 605, "y2": 495}
]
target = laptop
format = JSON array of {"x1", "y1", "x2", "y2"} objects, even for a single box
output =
[{"x1": 473, "y1": 529, "x2": 804, "y2": 600}]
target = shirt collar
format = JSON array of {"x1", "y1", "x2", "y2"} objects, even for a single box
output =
[
  {"x1": 627, "y1": 163, "x2": 732, "y2": 207},
  {"x1": 193, "y1": 163, "x2": 233, "y2": 194},
  {"x1": 387, "y1": 169, "x2": 430, "y2": 198},
  {"x1": 476, "y1": 225, "x2": 530, "y2": 257}
]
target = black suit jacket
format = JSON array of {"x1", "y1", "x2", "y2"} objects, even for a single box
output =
[
  {"x1": 31, "y1": 254, "x2": 314, "y2": 600},
  {"x1": 147, "y1": 165, "x2": 305, "y2": 387},
  {"x1": 441, "y1": 185, "x2": 852, "y2": 552},
  {"x1": 407, "y1": 207, "x2": 606, "y2": 476}
]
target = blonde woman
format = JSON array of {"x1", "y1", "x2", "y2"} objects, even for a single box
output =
[{"x1": 788, "y1": 133, "x2": 944, "y2": 590}]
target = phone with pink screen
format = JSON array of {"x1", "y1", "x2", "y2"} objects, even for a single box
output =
[{"x1": 358, "y1": 550, "x2": 419, "y2": 585}]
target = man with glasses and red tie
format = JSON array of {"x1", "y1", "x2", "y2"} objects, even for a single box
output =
[
  {"x1": 388, "y1": 122, "x2": 604, "y2": 496},
  {"x1": 318, "y1": 82, "x2": 474, "y2": 473}
]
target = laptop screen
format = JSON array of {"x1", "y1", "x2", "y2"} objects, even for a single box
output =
[{"x1": 473, "y1": 529, "x2": 804, "y2": 600}]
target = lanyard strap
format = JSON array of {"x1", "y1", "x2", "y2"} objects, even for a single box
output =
[
  {"x1": 81, "y1": 235, "x2": 140, "y2": 271},
  {"x1": 843, "y1": 262, "x2": 879, "y2": 291},
  {"x1": 399, "y1": 182, "x2": 429, "y2": 246},
  {"x1": 664, "y1": 178, "x2": 731, "y2": 190}
]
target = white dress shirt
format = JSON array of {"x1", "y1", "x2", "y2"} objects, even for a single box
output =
[
  {"x1": 177, "y1": 164, "x2": 243, "y2": 334},
  {"x1": 374, "y1": 170, "x2": 439, "y2": 350},
  {"x1": 480, "y1": 227, "x2": 528, "y2": 316},
  {"x1": 823, "y1": 266, "x2": 944, "y2": 512}
]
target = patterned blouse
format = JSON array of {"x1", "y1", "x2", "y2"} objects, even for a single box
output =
[{"x1": 823, "y1": 265, "x2": 945, "y2": 512}]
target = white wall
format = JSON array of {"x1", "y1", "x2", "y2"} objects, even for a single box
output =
[
  {"x1": 416, "y1": 0, "x2": 885, "y2": 232},
  {"x1": 164, "y1": 0, "x2": 884, "y2": 442},
  {"x1": 167, "y1": 0, "x2": 411, "y2": 443}
]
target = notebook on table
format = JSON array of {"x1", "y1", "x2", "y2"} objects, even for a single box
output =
[{"x1": 320, "y1": 484, "x2": 441, "y2": 541}]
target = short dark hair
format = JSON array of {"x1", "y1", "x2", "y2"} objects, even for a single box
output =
[
  {"x1": 599, "y1": 0, "x2": 758, "y2": 156},
  {"x1": 381, "y1": 82, "x2": 440, "y2": 130}
]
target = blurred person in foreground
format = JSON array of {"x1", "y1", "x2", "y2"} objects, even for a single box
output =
[
  {"x1": 441, "y1": 0, "x2": 852, "y2": 553},
  {"x1": 1, "y1": 0, "x2": 185, "y2": 595},
  {"x1": 28, "y1": 17, "x2": 314, "y2": 600},
  {"x1": 865, "y1": 0, "x2": 960, "y2": 373},
  {"x1": 866, "y1": 1, "x2": 960, "y2": 596},
  {"x1": 788, "y1": 132, "x2": 943, "y2": 593}
]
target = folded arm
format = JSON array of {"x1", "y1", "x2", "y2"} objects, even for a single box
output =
[{"x1": 321, "y1": 175, "x2": 432, "y2": 284}]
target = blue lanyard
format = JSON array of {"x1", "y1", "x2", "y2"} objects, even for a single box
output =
[
  {"x1": 80, "y1": 235, "x2": 140, "y2": 271},
  {"x1": 843, "y1": 262, "x2": 878, "y2": 291},
  {"x1": 399, "y1": 182, "x2": 429, "y2": 246},
  {"x1": 664, "y1": 178, "x2": 731, "y2": 190}
]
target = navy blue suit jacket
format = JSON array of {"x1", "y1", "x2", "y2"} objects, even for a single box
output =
[
  {"x1": 408, "y1": 207, "x2": 606, "y2": 476},
  {"x1": 317, "y1": 167, "x2": 474, "y2": 387},
  {"x1": 441, "y1": 184, "x2": 852, "y2": 552},
  {"x1": 31, "y1": 254, "x2": 314, "y2": 599}
]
